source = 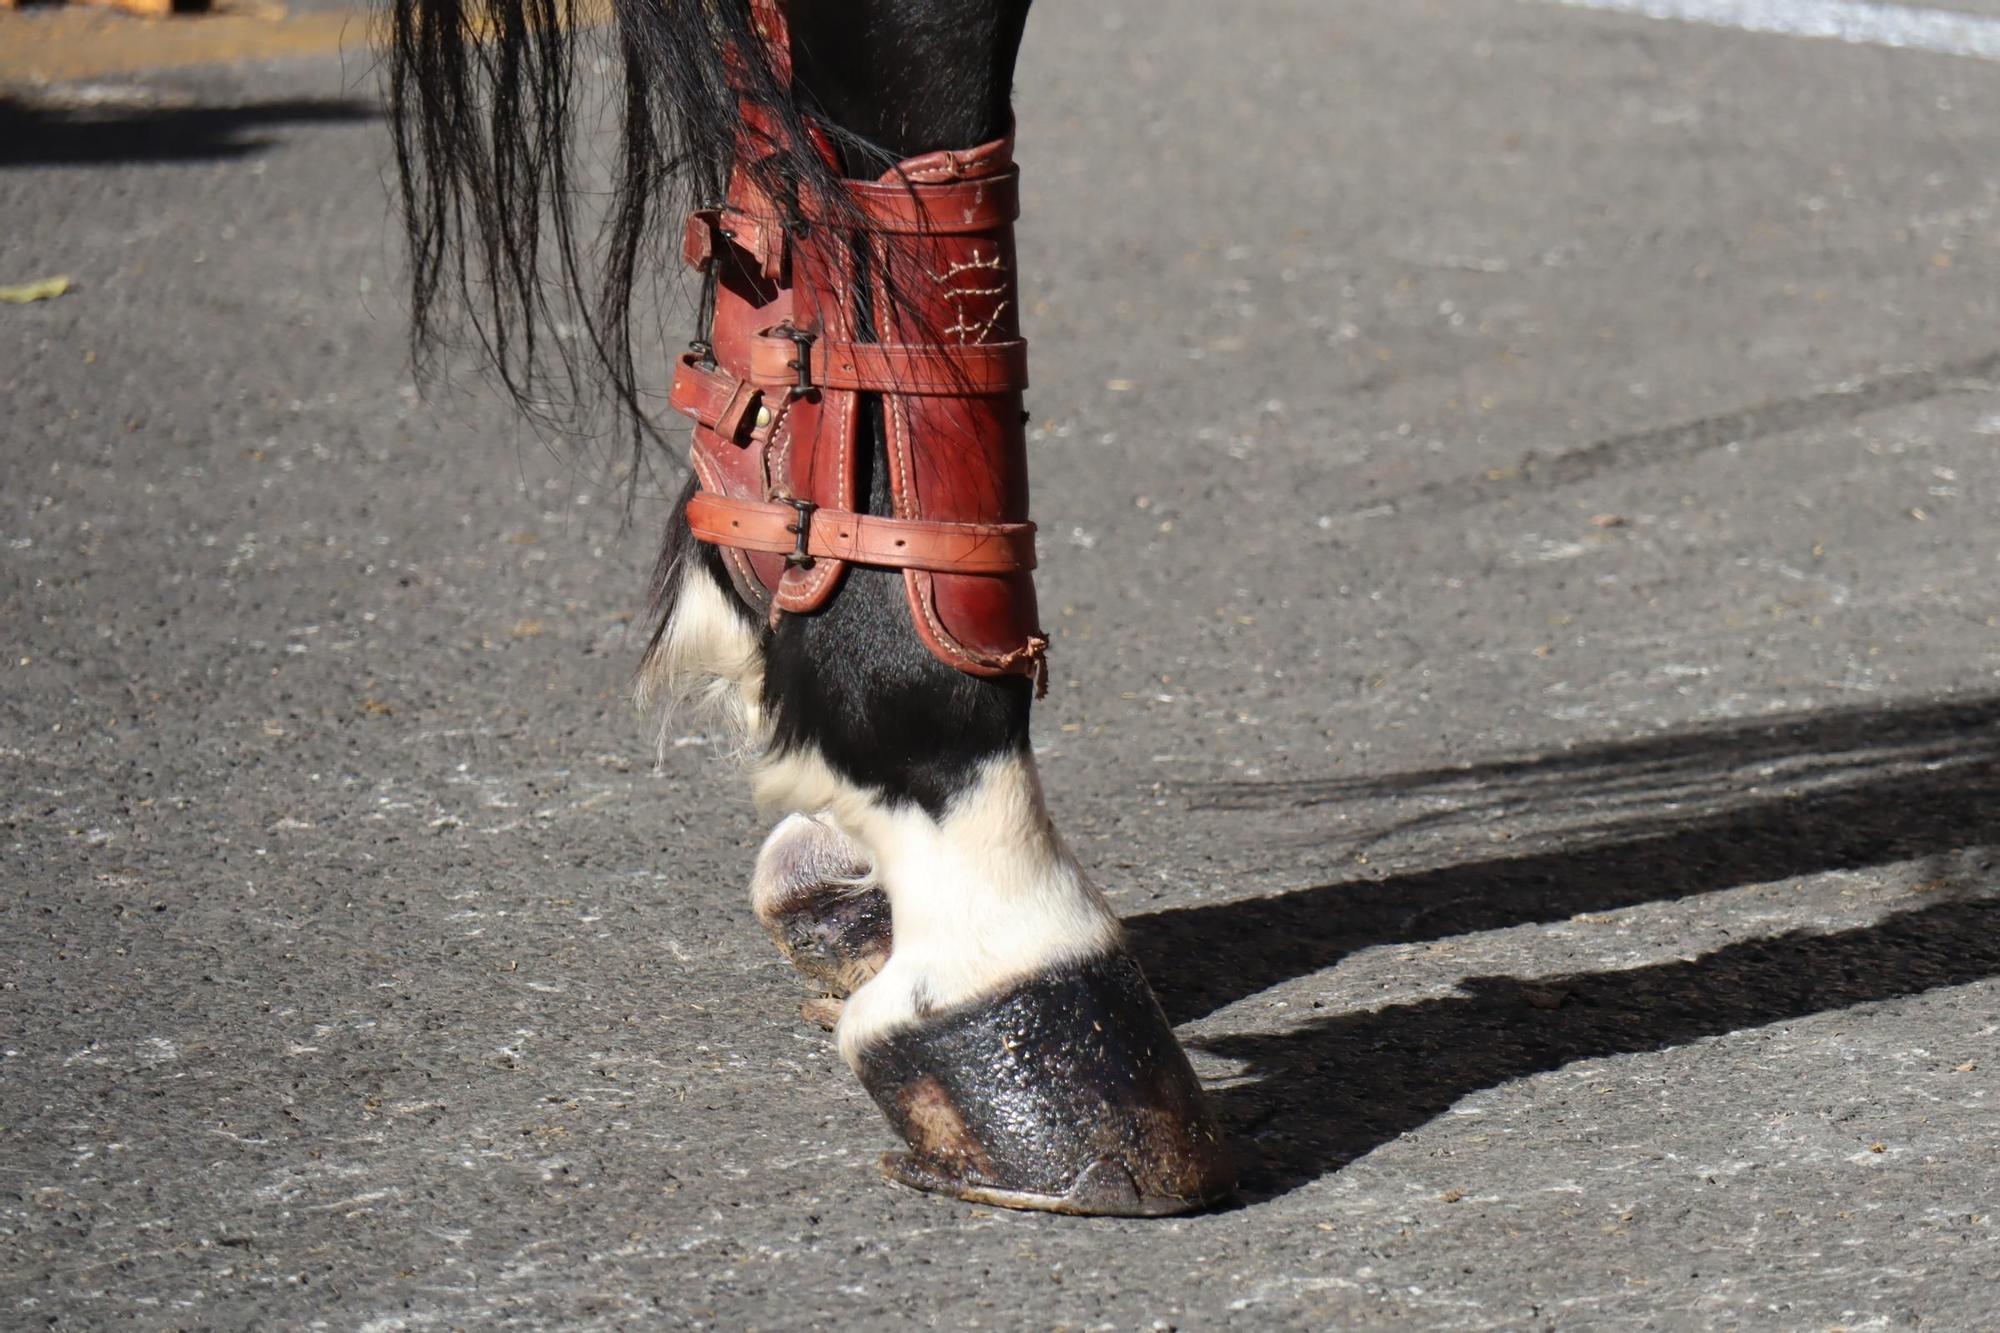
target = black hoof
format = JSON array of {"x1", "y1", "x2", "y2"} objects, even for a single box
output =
[{"x1": 853, "y1": 951, "x2": 1236, "y2": 1216}]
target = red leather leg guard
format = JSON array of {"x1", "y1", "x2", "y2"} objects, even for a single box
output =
[{"x1": 671, "y1": 135, "x2": 1047, "y2": 689}]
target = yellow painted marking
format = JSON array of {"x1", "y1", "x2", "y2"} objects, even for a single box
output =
[
  {"x1": 0, "y1": 4, "x2": 360, "y2": 85},
  {"x1": 0, "y1": 274, "x2": 73, "y2": 302},
  {"x1": 0, "y1": 1, "x2": 612, "y2": 86}
]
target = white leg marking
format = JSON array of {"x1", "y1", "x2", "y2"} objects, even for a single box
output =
[
  {"x1": 641, "y1": 565, "x2": 1112, "y2": 1052},
  {"x1": 634, "y1": 559, "x2": 765, "y2": 754},
  {"x1": 751, "y1": 748, "x2": 1122, "y2": 1065}
]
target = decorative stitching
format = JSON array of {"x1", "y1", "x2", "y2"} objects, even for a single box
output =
[
  {"x1": 932, "y1": 250, "x2": 1008, "y2": 345},
  {"x1": 942, "y1": 301, "x2": 1009, "y2": 345},
  {"x1": 908, "y1": 570, "x2": 1043, "y2": 684},
  {"x1": 933, "y1": 255, "x2": 1005, "y2": 283}
]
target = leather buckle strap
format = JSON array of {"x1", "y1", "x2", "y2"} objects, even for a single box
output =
[
  {"x1": 683, "y1": 207, "x2": 787, "y2": 282},
  {"x1": 780, "y1": 497, "x2": 817, "y2": 567},
  {"x1": 749, "y1": 330, "x2": 1029, "y2": 395},
  {"x1": 669, "y1": 352, "x2": 765, "y2": 442},
  {"x1": 686, "y1": 490, "x2": 1038, "y2": 575}
]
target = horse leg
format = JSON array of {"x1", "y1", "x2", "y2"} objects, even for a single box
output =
[
  {"x1": 772, "y1": 0, "x2": 1232, "y2": 1214},
  {"x1": 387, "y1": 0, "x2": 1223, "y2": 1212}
]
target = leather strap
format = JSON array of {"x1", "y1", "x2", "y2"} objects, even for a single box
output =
[
  {"x1": 684, "y1": 207, "x2": 786, "y2": 281},
  {"x1": 670, "y1": 353, "x2": 765, "y2": 442},
  {"x1": 674, "y1": 334, "x2": 1027, "y2": 439},
  {"x1": 847, "y1": 171, "x2": 1020, "y2": 233},
  {"x1": 748, "y1": 332, "x2": 1029, "y2": 395},
  {"x1": 690, "y1": 176, "x2": 1016, "y2": 283},
  {"x1": 686, "y1": 490, "x2": 1038, "y2": 575}
]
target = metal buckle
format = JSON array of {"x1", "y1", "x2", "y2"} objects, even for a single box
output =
[
  {"x1": 782, "y1": 497, "x2": 816, "y2": 567},
  {"x1": 785, "y1": 326, "x2": 816, "y2": 394}
]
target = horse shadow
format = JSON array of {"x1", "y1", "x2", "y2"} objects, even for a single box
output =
[
  {"x1": 0, "y1": 96, "x2": 378, "y2": 168},
  {"x1": 1125, "y1": 694, "x2": 2000, "y2": 1200}
]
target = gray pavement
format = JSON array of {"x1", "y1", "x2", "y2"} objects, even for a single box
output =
[{"x1": 4, "y1": 0, "x2": 1998, "y2": 1326}]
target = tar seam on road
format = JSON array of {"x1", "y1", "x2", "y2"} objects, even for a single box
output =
[
  {"x1": 1344, "y1": 348, "x2": 2000, "y2": 522},
  {"x1": 1542, "y1": 0, "x2": 2000, "y2": 62}
]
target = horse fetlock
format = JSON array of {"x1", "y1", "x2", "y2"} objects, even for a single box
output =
[
  {"x1": 849, "y1": 950, "x2": 1237, "y2": 1217},
  {"x1": 750, "y1": 813, "x2": 890, "y2": 999},
  {"x1": 825, "y1": 752, "x2": 1123, "y2": 1053}
]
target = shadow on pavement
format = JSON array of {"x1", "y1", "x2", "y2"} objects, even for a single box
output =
[
  {"x1": 1127, "y1": 694, "x2": 2000, "y2": 1199},
  {"x1": 0, "y1": 96, "x2": 378, "y2": 167},
  {"x1": 1205, "y1": 895, "x2": 1999, "y2": 1201}
]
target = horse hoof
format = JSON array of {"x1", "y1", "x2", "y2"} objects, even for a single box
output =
[
  {"x1": 750, "y1": 814, "x2": 891, "y2": 998},
  {"x1": 852, "y1": 951, "x2": 1236, "y2": 1217}
]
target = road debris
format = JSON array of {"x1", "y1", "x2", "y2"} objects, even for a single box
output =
[{"x1": 0, "y1": 275, "x2": 72, "y2": 303}]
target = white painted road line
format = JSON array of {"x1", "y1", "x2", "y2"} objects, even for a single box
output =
[{"x1": 1542, "y1": 0, "x2": 2000, "y2": 61}]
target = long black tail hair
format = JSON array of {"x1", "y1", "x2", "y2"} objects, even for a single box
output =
[{"x1": 385, "y1": 0, "x2": 881, "y2": 459}]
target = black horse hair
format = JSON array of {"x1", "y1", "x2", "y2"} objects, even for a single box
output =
[{"x1": 386, "y1": 0, "x2": 897, "y2": 456}]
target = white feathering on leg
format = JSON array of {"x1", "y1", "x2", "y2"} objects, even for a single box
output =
[{"x1": 634, "y1": 559, "x2": 766, "y2": 757}]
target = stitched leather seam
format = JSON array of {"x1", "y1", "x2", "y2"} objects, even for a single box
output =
[
  {"x1": 780, "y1": 230, "x2": 855, "y2": 611},
  {"x1": 801, "y1": 237, "x2": 864, "y2": 608},
  {"x1": 910, "y1": 570, "x2": 987, "y2": 670},
  {"x1": 877, "y1": 248, "x2": 924, "y2": 525},
  {"x1": 765, "y1": 393, "x2": 793, "y2": 498},
  {"x1": 691, "y1": 441, "x2": 769, "y2": 608},
  {"x1": 889, "y1": 396, "x2": 921, "y2": 523},
  {"x1": 907, "y1": 571, "x2": 1039, "y2": 678}
]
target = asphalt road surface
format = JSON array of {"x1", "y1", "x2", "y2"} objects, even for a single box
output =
[{"x1": 5, "y1": 0, "x2": 1998, "y2": 1327}]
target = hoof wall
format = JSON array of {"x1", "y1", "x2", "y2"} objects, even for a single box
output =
[
  {"x1": 763, "y1": 886, "x2": 889, "y2": 998},
  {"x1": 880, "y1": 1151, "x2": 1223, "y2": 1217},
  {"x1": 854, "y1": 951, "x2": 1236, "y2": 1216}
]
